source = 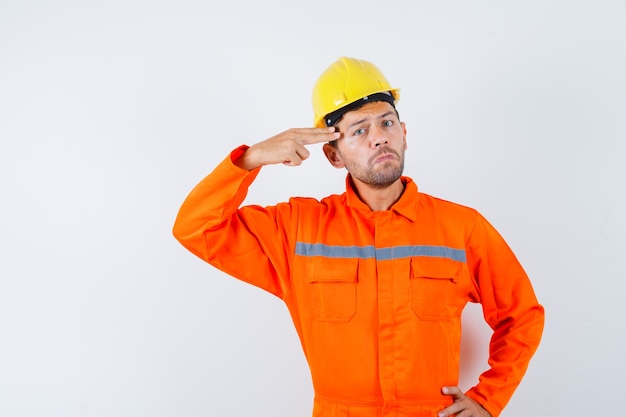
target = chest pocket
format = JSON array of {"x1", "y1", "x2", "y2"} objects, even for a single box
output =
[
  {"x1": 409, "y1": 257, "x2": 467, "y2": 321},
  {"x1": 305, "y1": 257, "x2": 358, "y2": 322}
]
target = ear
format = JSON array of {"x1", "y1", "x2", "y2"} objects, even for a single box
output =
[
  {"x1": 401, "y1": 121, "x2": 407, "y2": 150},
  {"x1": 323, "y1": 143, "x2": 345, "y2": 169}
]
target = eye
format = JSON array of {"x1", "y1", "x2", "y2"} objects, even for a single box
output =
[
  {"x1": 382, "y1": 120, "x2": 394, "y2": 127},
  {"x1": 353, "y1": 128, "x2": 367, "y2": 136}
]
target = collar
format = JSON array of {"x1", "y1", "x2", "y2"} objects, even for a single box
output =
[{"x1": 345, "y1": 174, "x2": 419, "y2": 222}]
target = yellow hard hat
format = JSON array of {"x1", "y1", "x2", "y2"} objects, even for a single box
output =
[{"x1": 312, "y1": 57, "x2": 400, "y2": 127}]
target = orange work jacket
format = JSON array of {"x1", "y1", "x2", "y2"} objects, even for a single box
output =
[{"x1": 173, "y1": 146, "x2": 545, "y2": 417}]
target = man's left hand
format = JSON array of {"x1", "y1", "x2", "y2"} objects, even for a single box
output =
[{"x1": 438, "y1": 386, "x2": 491, "y2": 417}]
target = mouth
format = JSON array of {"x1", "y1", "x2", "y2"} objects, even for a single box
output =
[{"x1": 372, "y1": 152, "x2": 398, "y2": 164}]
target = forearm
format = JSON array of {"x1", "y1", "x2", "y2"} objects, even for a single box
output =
[
  {"x1": 465, "y1": 303, "x2": 544, "y2": 417},
  {"x1": 172, "y1": 146, "x2": 260, "y2": 260},
  {"x1": 464, "y1": 213, "x2": 545, "y2": 417}
]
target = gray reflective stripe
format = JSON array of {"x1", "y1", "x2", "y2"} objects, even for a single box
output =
[
  {"x1": 375, "y1": 245, "x2": 466, "y2": 262},
  {"x1": 295, "y1": 242, "x2": 376, "y2": 259},
  {"x1": 295, "y1": 242, "x2": 466, "y2": 262}
]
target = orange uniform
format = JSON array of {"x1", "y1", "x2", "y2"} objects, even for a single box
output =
[{"x1": 173, "y1": 146, "x2": 544, "y2": 417}]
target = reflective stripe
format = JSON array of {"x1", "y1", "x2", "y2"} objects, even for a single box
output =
[
  {"x1": 295, "y1": 242, "x2": 466, "y2": 262},
  {"x1": 295, "y1": 243, "x2": 376, "y2": 259}
]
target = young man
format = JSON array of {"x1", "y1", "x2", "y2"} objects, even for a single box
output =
[{"x1": 173, "y1": 57, "x2": 544, "y2": 417}]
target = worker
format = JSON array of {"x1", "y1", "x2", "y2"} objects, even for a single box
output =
[{"x1": 173, "y1": 57, "x2": 544, "y2": 417}]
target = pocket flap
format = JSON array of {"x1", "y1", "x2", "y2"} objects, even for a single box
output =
[
  {"x1": 410, "y1": 256, "x2": 462, "y2": 281},
  {"x1": 305, "y1": 257, "x2": 359, "y2": 283}
]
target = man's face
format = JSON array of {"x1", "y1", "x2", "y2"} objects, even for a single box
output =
[{"x1": 324, "y1": 101, "x2": 407, "y2": 189}]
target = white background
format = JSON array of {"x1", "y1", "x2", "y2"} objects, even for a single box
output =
[{"x1": 1, "y1": 1, "x2": 625, "y2": 416}]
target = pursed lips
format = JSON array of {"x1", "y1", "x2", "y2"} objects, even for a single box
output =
[{"x1": 371, "y1": 149, "x2": 399, "y2": 164}]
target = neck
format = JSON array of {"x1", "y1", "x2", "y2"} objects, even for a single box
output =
[{"x1": 351, "y1": 177, "x2": 405, "y2": 211}]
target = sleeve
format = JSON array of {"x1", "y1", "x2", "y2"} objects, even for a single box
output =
[
  {"x1": 172, "y1": 146, "x2": 296, "y2": 298},
  {"x1": 463, "y1": 211, "x2": 545, "y2": 417}
]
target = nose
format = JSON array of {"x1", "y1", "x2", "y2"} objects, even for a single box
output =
[{"x1": 370, "y1": 125, "x2": 389, "y2": 148}]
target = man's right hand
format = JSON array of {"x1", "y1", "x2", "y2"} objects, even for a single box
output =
[{"x1": 234, "y1": 127, "x2": 341, "y2": 170}]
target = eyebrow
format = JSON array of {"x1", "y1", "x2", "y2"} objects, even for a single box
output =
[{"x1": 347, "y1": 111, "x2": 396, "y2": 130}]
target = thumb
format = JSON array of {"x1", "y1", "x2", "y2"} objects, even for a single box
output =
[{"x1": 441, "y1": 386, "x2": 464, "y2": 400}]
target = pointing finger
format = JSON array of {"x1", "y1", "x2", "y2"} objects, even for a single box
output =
[{"x1": 291, "y1": 127, "x2": 341, "y2": 145}]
